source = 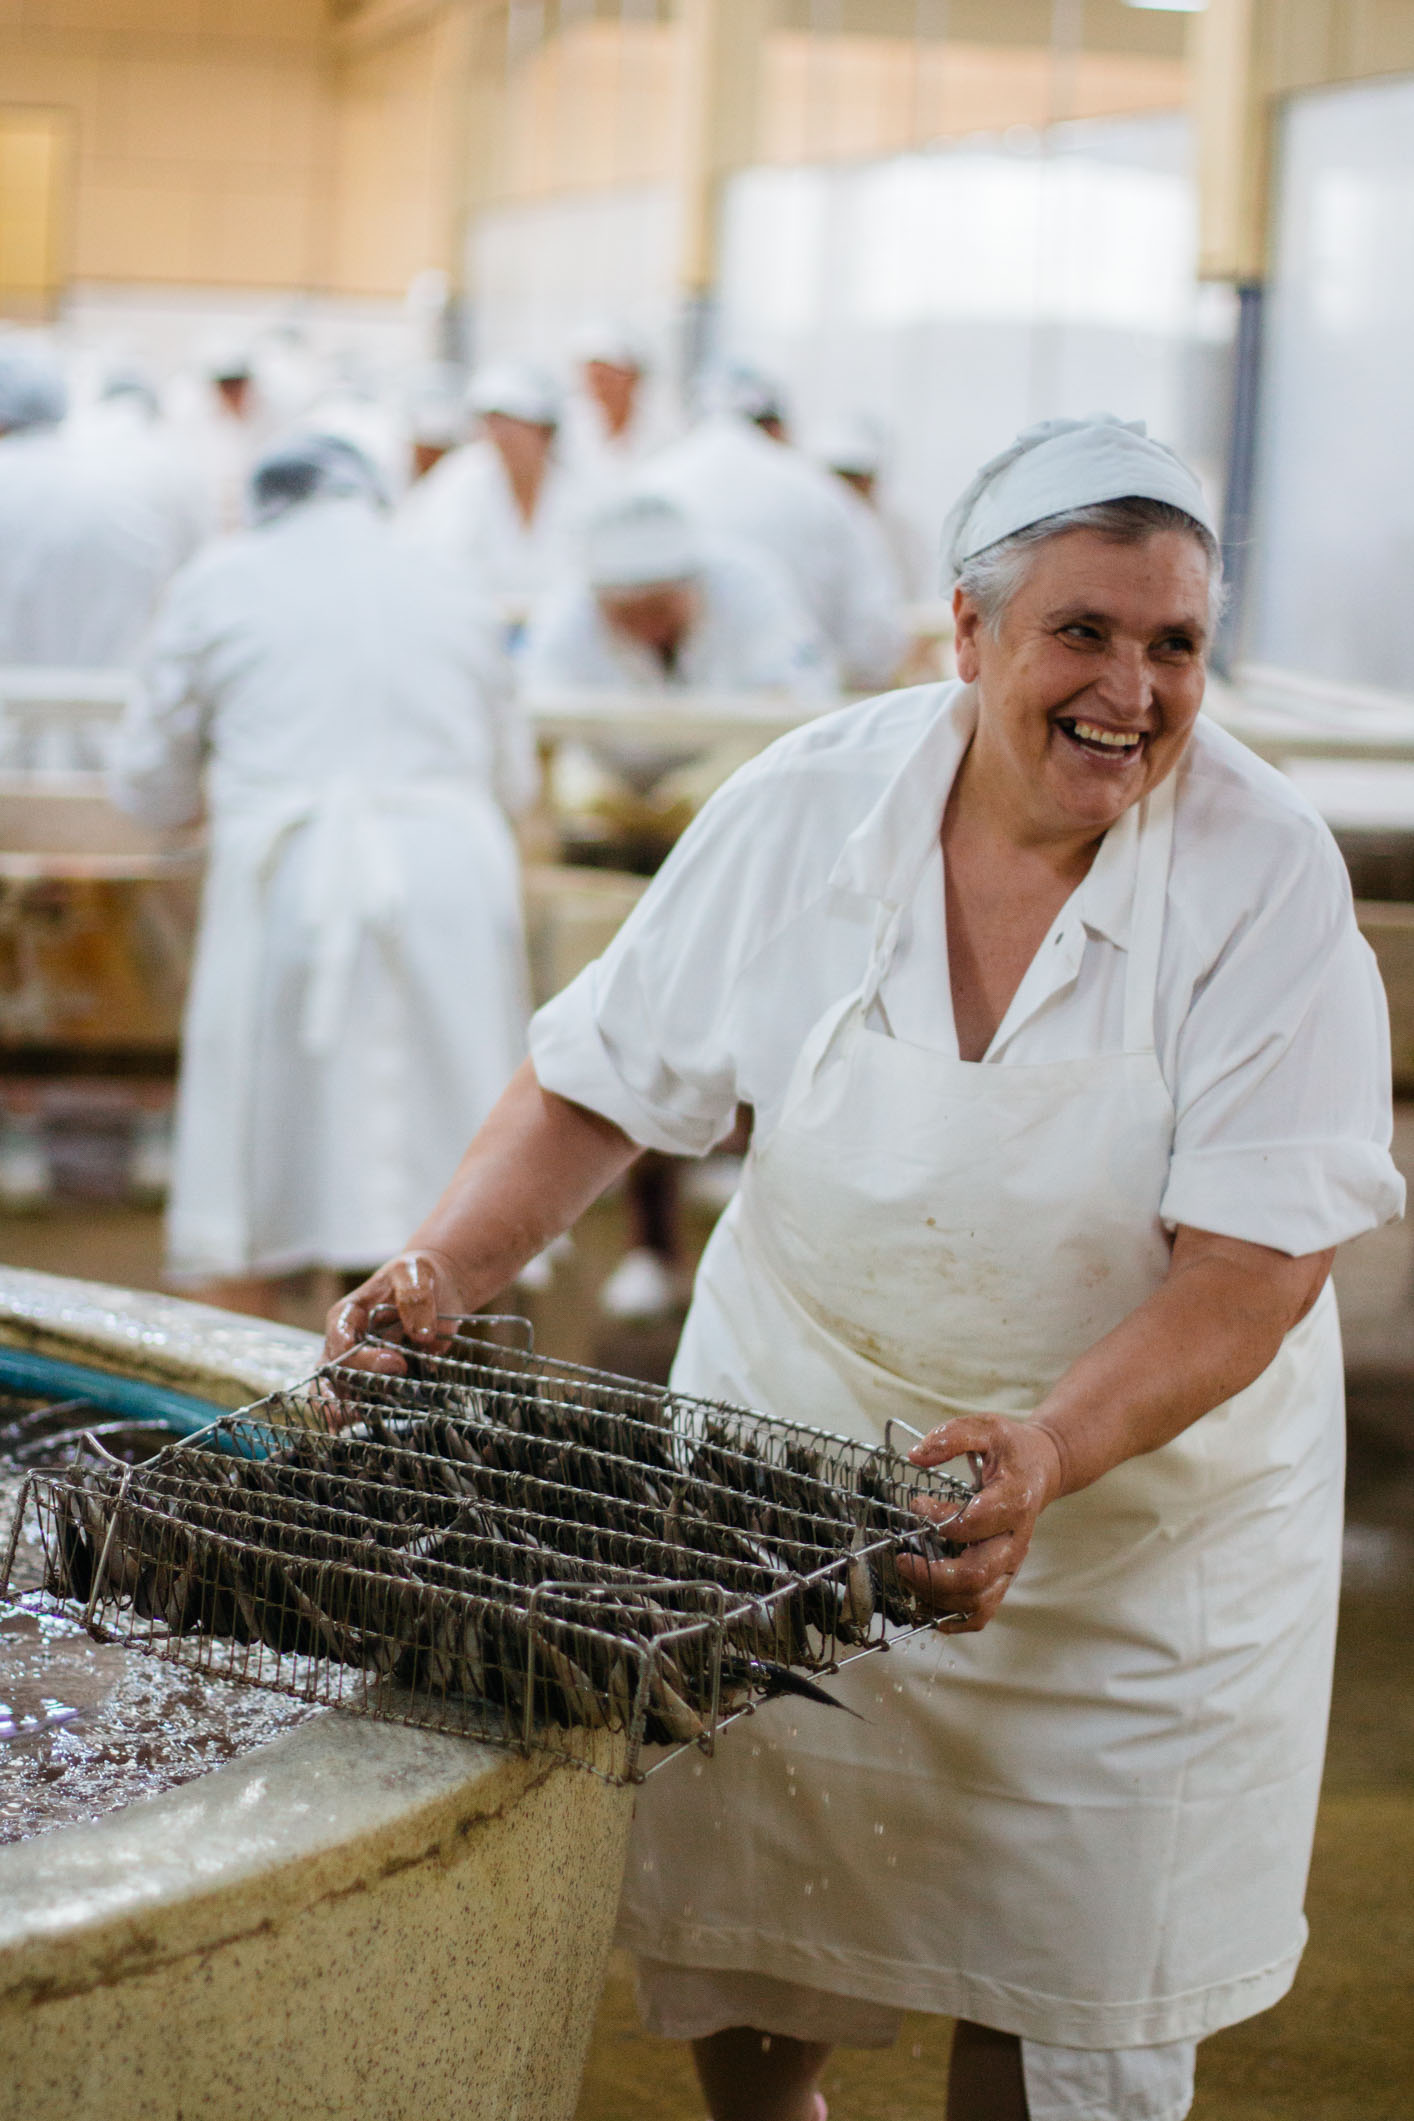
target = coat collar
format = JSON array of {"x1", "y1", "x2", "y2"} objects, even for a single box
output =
[{"x1": 827, "y1": 680, "x2": 1143, "y2": 952}]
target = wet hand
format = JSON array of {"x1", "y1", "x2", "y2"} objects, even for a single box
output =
[
  {"x1": 897, "y1": 1415, "x2": 1064, "y2": 1633},
  {"x1": 323, "y1": 1248, "x2": 471, "y2": 1373}
]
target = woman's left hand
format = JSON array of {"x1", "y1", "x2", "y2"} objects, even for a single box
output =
[{"x1": 897, "y1": 1415, "x2": 1065, "y2": 1632}]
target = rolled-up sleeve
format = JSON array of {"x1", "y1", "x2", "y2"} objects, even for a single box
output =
[
  {"x1": 1161, "y1": 829, "x2": 1405, "y2": 1254},
  {"x1": 529, "y1": 769, "x2": 778, "y2": 1155}
]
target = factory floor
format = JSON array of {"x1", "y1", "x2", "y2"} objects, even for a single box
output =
[{"x1": 0, "y1": 1148, "x2": 1411, "y2": 2120}]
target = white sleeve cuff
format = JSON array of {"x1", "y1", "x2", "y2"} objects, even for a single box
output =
[
  {"x1": 1160, "y1": 1141, "x2": 1406, "y2": 1255},
  {"x1": 528, "y1": 977, "x2": 728, "y2": 1158}
]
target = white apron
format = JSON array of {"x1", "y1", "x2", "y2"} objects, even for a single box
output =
[
  {"x1": 620, "y1": 767, "x2": 1345, "y2": 2048},
  {"x1": 167, "y1": 772, "x2": 523, "y2": 1276}
]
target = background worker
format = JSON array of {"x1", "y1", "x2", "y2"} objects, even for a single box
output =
[
  {"x1": 525, "y1": 489, "x2": 835, "y2": 1321},
  {"x1": 643, "y1": 364, "x2": 907, "y2": 692},
  {"x1": 562, "y1": 323, "x2": 678, "y2": 483},
  {"x1": 398, "y1": 359, "x2": 593, "y2": 614},
  {"x1": 112, "y1": 434, "x2": 535, "y2": 1319},
  {"x1": 814, "y1": 411, "x2": 931, "y2": 601},
  {"x1": 0, "y1": 344, "x2": 189, "y2": 711},
  {"x1": 524, "y1": 491, "x2": 835, "y2": 705}
]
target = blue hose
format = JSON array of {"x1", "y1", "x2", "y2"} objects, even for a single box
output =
[{"x1": 0, "y1": 1343, "x2": 229, "y2": 1437}]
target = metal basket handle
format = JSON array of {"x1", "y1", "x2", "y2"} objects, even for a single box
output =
[
  {"x1": 366, "y1": 1305, "x2": 535, "y2": 1353},
  {"x1": 883, "y1": 1416, "x2": 984, "y2": 1497}
]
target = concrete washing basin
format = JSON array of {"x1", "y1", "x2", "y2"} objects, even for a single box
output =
[{"x1": 0, "y1": 1268, "x2": 634, "y2": 2121}]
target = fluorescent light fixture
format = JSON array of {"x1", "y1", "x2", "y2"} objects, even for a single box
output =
[{"x1": 1123, "y1": 0, "x2": 1207, "y2": 10}]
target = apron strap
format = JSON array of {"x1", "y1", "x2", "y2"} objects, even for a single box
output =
[{"x1": 1122, "y1": 768, "x2": 1178, "y2": 1055}]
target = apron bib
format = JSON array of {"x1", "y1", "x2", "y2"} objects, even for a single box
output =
[{"x1": 621, "y1": 771, "x2": 1344, "y2": 2047}]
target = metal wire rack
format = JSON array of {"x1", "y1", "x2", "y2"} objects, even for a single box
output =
[{"x1": 1, "y1": 1317, "x2": 973, "y2": 1783}]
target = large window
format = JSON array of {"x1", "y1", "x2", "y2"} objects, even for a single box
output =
[
  {"x1": 1248, "y1": 76, "x2": 1414, "y2": 694},
  {"x1": 715, "y1": 113, "x2": 1229, "y2": 559}
]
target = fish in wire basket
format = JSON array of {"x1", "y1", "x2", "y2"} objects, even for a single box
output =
[{"x1": 3, "y1": 1322, "x2": 976, "y2": 1783}]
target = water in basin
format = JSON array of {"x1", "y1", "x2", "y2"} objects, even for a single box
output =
[{"x1": 1, "y1": 1420, "x2": 318, "y2": 1845}]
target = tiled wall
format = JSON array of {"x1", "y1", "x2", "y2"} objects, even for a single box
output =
[{"x1": 0, "y1": 0, "x2": 334, "y2": 291}]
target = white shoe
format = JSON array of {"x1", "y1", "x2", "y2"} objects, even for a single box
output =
[
  {"x1": 131, "y1": 1111, "x2": 173, "y2": 1196},
  {"x1": 683, "y1": 1153, "x2": 743, "y2": 1212},
  {"x1": 0, "y1": 1118, "x2": 52, "y2": 1207},
  {"x1": 515, "y1": 1233, "x2": 574, "y2": 1292},
  {"x1": 597, "y1": 1247, "x2": 678, "y2": 1321},
  {"x1": 515, "y1": 1248, "x2": 555, "y2": 1292}
]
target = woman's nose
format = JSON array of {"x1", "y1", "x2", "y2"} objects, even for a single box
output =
[{"x1": 1094, "y1": 646, "x2": 1154, "y2": 718}]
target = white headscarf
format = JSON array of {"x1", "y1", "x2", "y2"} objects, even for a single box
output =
[{"x1": 943, "y1": 414, "x2": 1216, "y2": 580}]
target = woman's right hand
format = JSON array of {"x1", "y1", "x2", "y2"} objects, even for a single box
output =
[{"x1": 324, "y1": 1248, "x2": 472, "y2": 1370}]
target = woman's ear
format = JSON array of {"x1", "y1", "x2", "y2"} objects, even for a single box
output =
[{"x1": 953, "y1": 586, "x2": 983, "y2": 683}]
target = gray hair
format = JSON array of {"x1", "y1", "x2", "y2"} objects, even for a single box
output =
[{"x1": 954, "y1": 496, "x2": 1226, "y2": 636}]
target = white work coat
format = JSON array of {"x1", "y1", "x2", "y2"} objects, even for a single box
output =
[
  {"x1": 521, "y1": 544, "x2": 837, "y2": 703},
  {"x1": 112, "y1": 496, "x2": 536, "y2": 1280},
  {"x1": 532, "y1": 682, "x2": 1402, "y2": 2046},
  {"x1": 396, "y1": 436, "x2": 594, "y2": 605},
  {"x1": 642, "y1": 417, "x2": 907, "y2": 691},
  {"x1": 0, "y1": 422, "x2": 190, "y2": 669}
]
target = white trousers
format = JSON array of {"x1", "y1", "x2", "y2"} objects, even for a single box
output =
[{"x1": 634, "y1": 1960, "x2": 1196, "y2": 2121}]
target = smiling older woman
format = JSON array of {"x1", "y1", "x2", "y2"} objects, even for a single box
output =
[{"x1": 328, "y1": 417, "x2": 1403, "y2": 2121}]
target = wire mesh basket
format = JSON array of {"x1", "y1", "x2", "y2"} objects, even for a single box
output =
[{"x1": 1, "y1": 1317, "x2": 973, "y2": 1783}]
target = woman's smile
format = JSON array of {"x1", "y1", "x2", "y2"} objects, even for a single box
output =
[
  {"x1": 1051, "y1": 714, "x2": 1148, "y2": 759},
  {"x1": 952, "y1": 525, "x2": 1211, "y2": 847}
]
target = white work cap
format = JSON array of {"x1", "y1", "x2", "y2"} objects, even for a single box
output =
[
  {"x1": 99, "y1": 365, "x2": 161, "y2": 419},
  {"x1": 202, "y1": 335, "x2": 255, "y2": 384},
  {"x1": 466, "y1": 360, "x2": 561, "y2": 428},
  {"x1": 701, "y1": 361, "x2": 789, "y2": 427},
  {"x1": 569, "y1": 320, "x2": 649, "y2": 372},
  {"x1": 0, "y1": 341, "x2": 67, "y2": 433},
  {"x1": 943, "y1": 414, "x2": 1217, "y2": 579},
  {"x1": 813, "y1": 412, "x2": 887, "y2": 477},
  {"x1": 584, "y1": 493, "x2": 702, "y2": 591}
]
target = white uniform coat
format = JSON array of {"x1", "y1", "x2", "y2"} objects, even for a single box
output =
[
  {"x1": 113, "y1": 497, "x2": 536, "y2": 1280},
  {"x1": 0, "y1": 423, "x2": 189, "y2": 669},
  {"x1": 642, "y1": 417, "x2": 907, "y2": 690},
  {"x1": 396, "y1": 436, "x2": 594, "y2": 604},
  {"x1": 532, "y1": 683, "x2": 1402, "y2": 2047}
]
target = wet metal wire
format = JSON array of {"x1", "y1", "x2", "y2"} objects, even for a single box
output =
[{"x1": 1, "y1": 1319, "x2": 973, "y2": 1782}]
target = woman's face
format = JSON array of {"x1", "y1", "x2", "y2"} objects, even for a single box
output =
[{"x1": 952, "y1": 527, "x2": 1211, "y2": 844}]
